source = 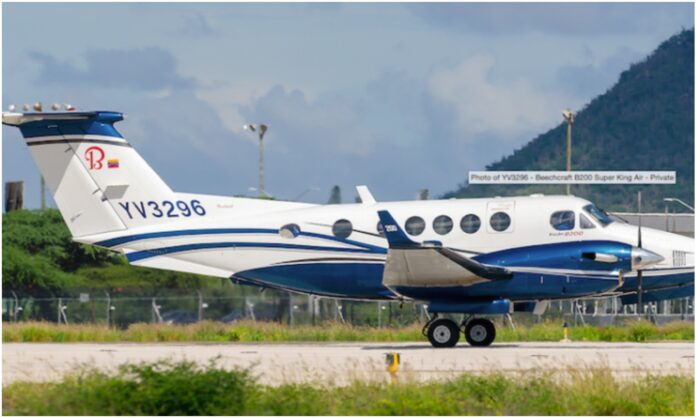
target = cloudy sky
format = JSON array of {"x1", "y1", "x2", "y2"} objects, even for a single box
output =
[{"x1": 3, "y1": 2, "x2": 693, "y2": 207}]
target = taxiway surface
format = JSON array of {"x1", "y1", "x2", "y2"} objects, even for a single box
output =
[{"x1": 3, "y1": 341, "x2": 693, "y2": 385}]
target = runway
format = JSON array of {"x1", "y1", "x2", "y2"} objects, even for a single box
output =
[{"x1": 3, "y1": 342, "x2": 693, "y2": 385}]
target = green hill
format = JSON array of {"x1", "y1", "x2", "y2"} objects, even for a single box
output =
[
  {"x1": 2, "y1": 209, "x2": 214, "y2": 296},
  {"x1": 444, "y1": 29, "x2": 694, "y2": 212}
]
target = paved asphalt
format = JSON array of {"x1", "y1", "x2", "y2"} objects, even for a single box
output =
[{"x1": 3, "y1": 341, "x2": 693, "y2": 385}]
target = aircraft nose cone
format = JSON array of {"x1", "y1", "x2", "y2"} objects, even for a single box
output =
[{"x1": 631, "y1": 247, "x2": 664, "y2": 270}]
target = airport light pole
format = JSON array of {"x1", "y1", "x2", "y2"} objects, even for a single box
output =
[
  {"x1": 562, "y1": 109, "x2": 575, "y2": 195},
  {"x1": 663, "y1": 197, "x2": 694, "y2": 213},
  {"x1": 243, "y1": 123, "x2": 269, "y2": 198}
]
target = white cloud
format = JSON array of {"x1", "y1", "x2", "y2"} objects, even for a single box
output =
[{"x1": 427, "y1": 55, "x2": 574, "y2": 142}]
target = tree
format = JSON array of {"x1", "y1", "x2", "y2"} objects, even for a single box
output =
[{"x1": 328, "y1": 185, "x2": 342, "y2": 204}]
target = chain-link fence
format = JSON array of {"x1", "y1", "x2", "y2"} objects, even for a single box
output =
[{"x1": 3, "y1": 288, "x2": 692, "y2": 328}]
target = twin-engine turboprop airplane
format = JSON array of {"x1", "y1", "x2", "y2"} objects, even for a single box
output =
[{"x1": 3, "y1": 109, "x2": 694, "y2": 347}]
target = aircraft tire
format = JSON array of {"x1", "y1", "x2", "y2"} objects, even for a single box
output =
[
  {"x1": 464, "y1": 318, "x2": 496, "y2": 347},
  {"x1": 427, "y1": 318, "x2": 460, "y2": 348}
]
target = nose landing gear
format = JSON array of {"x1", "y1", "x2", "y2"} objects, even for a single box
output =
[{"x1": 423, "y1": 315, "x2": 496, "y2": 348}]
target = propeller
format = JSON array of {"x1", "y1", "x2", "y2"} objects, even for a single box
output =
[{"x1": 637, "y1": 191, "x2": 644, "y2": 318}]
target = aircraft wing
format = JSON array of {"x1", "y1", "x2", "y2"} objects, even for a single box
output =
[{"x1": 377, "y1": 210, "x2": 512, "y2": 288}]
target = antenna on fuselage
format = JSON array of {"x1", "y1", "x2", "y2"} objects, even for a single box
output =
[{"x1": 356, "y1": 185, "x2": 376, "y2": 204}]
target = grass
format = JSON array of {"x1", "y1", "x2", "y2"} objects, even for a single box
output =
[
  {"x1": 2, "y1": 359, "x2": 693, "y2": 415},
  {"x1": 3, "y1": 319, "x2": 694, "y2": 343}
]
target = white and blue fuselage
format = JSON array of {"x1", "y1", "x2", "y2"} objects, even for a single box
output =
[
  {"x1": 3, "y1": 110, "x2": 693, "y2": 328},
  {"x1": 87, "y1": 193, "x2": 694, "y2": 305}
]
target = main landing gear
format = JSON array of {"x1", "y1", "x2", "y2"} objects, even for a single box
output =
[{"x1": 423, "y1": 315, "x2": 496, "y2": 348}]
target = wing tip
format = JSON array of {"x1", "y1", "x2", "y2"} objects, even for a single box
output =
[{"x1": 377, "y1": 210, "x2": 419, "y2": 248}]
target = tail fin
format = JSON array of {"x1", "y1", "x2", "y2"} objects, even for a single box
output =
[{"x1": 3, "y1": 110, "x2": 176, "y2": 238}]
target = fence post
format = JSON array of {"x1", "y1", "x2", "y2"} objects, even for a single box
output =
[
  {"x1": 58, "y1": 299, "x2": 68, "y2": 324},
  {"x1": 197, "y1": 290, "x2": 205, "y2": 322},
  {"x1": 289, "y1": 292, "x2": 294, "y2": 326},
  {"x1": 8, "y1": 296, "x2": 14, "y2": 322},
  {"x1": 152, "y1": 298, "x2": 162, "y2": 323},
  {"x1": 105, "y1": 291, "x2": 111, "y2": 327},
  {"x1": 11, "y1": 291, "x2": 20, "y2": 323},
  {"x1": 377, "y1": 301, "x2": 382, "y2": 327},
  {"x1": 336, "y1": 300, "x2": 345, "y2": 324},
  {"x1": 245, "y1": 297, "x2": 256, "y2": 321}
]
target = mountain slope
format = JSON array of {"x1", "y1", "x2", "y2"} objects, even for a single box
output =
[{"x1": 444, "y1": 29, "x2": 694, "y2": 212}]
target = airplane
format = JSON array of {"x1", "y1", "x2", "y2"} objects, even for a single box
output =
[{"x1": 3, "y1": 108, "x2": 694, "y2": 347}]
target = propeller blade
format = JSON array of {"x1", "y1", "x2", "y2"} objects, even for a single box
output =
[
  {"x1": 637, "y1": 191, "x2": 642, "y2": 248},
  {"x1": 637, "y1": 269, "x2": 644, "y2": 317}
]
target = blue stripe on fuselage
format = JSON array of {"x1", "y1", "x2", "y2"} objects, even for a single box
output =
[
  {"x1": 126, "y1": 241, "x2": 384, "y2": 262},
  {"x1": 96, "y1": 228, "x2": 387, "y2": 255},
  {"x1": 96, "y1": 228, "x2": 277, "y2": 247}
]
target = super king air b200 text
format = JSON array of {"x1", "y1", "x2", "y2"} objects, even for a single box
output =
[{"x1": 3, "y1": 109, "x2": 693, "y2": 347}]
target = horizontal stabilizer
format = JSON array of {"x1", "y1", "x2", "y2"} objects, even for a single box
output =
[{"x1": 2, "y1": 111, "x2": 97, "y2": 126}]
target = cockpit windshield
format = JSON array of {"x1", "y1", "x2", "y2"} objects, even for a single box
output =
[{"x1": 583, "y1": 204, "x2": 614, "y2": 227}]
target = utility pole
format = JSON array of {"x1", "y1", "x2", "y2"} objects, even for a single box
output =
[
  {"x1": 243, "y1": 123, "x2": 269, "y2": 197},
  {"x1": 562, "y1": 109, "x2": 575, "y2": 195}
]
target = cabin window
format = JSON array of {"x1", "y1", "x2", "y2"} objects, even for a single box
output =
[
  {"x1": 279, "y1": 223, "x2": 301, "y2": 239},
  {"x1": 405, "y1": 216, "x2": 426, "y2": 236},
  {"x1": 460, "y1": 214, "x2": 481, "y2": 234},
  {"x1": 332, "y1": 219, "x2": 353, "y2": 239},
  {"x1": 579, "y1": 213, "x2": 595, "y2": 229},
  {"x1": 489, "y1": 212, "x2": 511, "y2": 232},
  {"x1": 376, "y1": 221, "x2": 385, "y2": 237},
  {"x1": 433, "y1": 215, "x2": 453, "y2": 235},
  {"x1": 583, "y1": 204, "x2": 613, "y2": 227},
  {"x1": 550, "y1": 211, "x2": 575, "y2": 231}
]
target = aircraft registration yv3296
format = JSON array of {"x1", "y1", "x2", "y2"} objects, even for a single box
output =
[{"x1": 3, "y1": 109, "x2": 693, "y2": 347}]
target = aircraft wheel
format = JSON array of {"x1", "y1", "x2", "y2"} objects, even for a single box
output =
[
  {"x1": 427, "y1": 318, "x2": 460, "y2": 348},
  {"x1": 464, "y1": 318, "x2": 496, "y2": 346}
]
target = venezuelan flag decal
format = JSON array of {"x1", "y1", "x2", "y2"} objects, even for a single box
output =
[{"x1": 107, "y1": 159, "x2": 120, "y2": 169}]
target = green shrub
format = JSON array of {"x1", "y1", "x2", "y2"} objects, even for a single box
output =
[
  {"x1": 3, "y1": 360, "x2": 693, "y2": 415},
  {"x1": 3, "y1": 320, "x2": 694, "y2": 343}
]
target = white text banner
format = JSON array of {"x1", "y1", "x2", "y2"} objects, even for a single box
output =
[{"x1": 468, "y1": 171, "x2": 676, "y2": 185}]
